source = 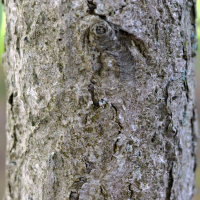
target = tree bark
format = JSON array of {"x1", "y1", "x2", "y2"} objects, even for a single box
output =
[{"x1": 2, "y1": 0, "x2": 199, "y2": 199}]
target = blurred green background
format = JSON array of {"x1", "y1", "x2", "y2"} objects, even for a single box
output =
[
  {"x1": 0, "y1": 1, "x2": 200, "y2": 200},
  {"x1": 0, "y1": 1, "x2": 6, "y2": 200}
]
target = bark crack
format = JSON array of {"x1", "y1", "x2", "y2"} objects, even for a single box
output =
[
  {"x1": 87, "y1": 0, "x2": 97, "y2": 15},
  {"x1": 10, "y1": 125, "x2": 18, "y2": 153},
  {"x1": 191, "y1": 108, "x2": 198, "y2": 173},
  {"x1": 111, "y1": 103, "x2": 123, "y2": 134},
  {"x1": 69, "y1": 177, "x2": 87, "y2": 200},
  {"x1": 166, "y1": 162, "x2": 174, "y2": 200},
  {"x1": 8, "y1": 93, "x2": 14, "y2": 111},
  {"x1": 8, "y1": 182, "x2": 13, "y2": 198},
  {"x1": 113, "y1": 138, "x2": 119, "y2": 154},
  {"x1": 128, "y1": 183, "x2": 133, "y2": 199},
  {"x1": 83, "y1": 156, "x2": 93, "y2": 174},
  {"x1": 100, "y1": 186, "x2": 107, "y2": 200},
  {"x1": 88, "y1": 81, "x2": 99, "y2": 109},
  {"x1": 69, "y1": 191, "x2": 79, "y2": 200}
]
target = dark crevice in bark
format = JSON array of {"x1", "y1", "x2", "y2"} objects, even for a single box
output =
[
  {"x1": 113, "y1": 138, "x2": 119, "y2": 153},
  {"x1": 69, "y1": 191, "x2": 79, "y2": 200},
  {"x1": 87, "y1": 0, "x2": 107, "y2": 21},
  {"x1": 166, "y1": 163, "x2": 174, "y2": 200},
  {"x1": 182, "y1": 105, "x2": 187, "y2": 126},
  {"x1": 52, "y1": 175, "x2": 58, "y2": 199},
  {"x1": 128, "y1": 183, "x2": 133, "y2": 199},
  {"x1": 182, "y1": 41, "x2": 188, "y2": 60},
  {"x1": 100, "y1": 186, "x2": 107, "y2": 199},
  {"x1": 33, "y1": 69, "x2": 39, "y2": 85},
  {"x1": 72, "y1": 177, "x2": 87, "y2": 190},
  {"x1": 193, "y1": 155, "x2": 197, "y2": 173},
  {"x1": 191, "y1": 108, "x2": 197, "y2": 157},
  {"x1": 8, "y1": 181, "x2": 15, "y2": 199},
  {"x1": 47, "y1": 152, "x2": 57, "y2": 169},
  {"x1": 57, "y1": 63, "x2": 63, "y2": 73},
  {"x1": 177, "y1": 141, "x2": 183, "y2": 156},
  {"x1": 87, "y1": 0, "x2": 97, "y2": 15},
  {"x1": 189, "y1": 1, "x2": 196, "y2": 26},
  {"x1": 93, "y1": 54, "x2": 104, "y2": 76},
  {"x1": 183, "y1": 77, "x2": 189, "y2": 102},
  {"x1": 164, "y1": 80, "x2": 170, "y2": 105},
  {"x1": 16, "y1": 37, "x2": 20, "y2": 57},
  {"x1": 129, "y1": 35, "x2": 148, "y2": 60},
  {"x1": 171, "y1": 95, "x2": 178, "y2": 101},
  {"x1": 99, "y1": 15, "x2": 107, "y2": 21},
  {"x1": 155, "y1": 20, "x2": 159, "y2": 42},
  {"x1": 182, "y1": 35, "x2": 190, "y2": 103},
  {"x1": 88, "y1": 81, "x2": 99, "y2": 109},
  {"x1": 151, "y1": 132, "x2": 156, "y2": 143},
  {"x1": 165, "y1": 113, "x2": 173, "y2": 133},
  {"x1": 111, "y1": 103, "x2": 117, "y2": 113},
  {"x1": 24, "y1": 36, "x2": 29, "y2": 43},
  {"x1": 83, "y1": 157, "x2": 92, "y2": 174},
  {"x1": 9, "y1": 91, "x2": 18, "y2": 112},
  {"x1": 69, "y1": 177, "x2": 87, "y2": 200},
  {"x1": 8, "y1": 182, "x2": 12, "y2": 197},
  {"x1": 100, "y1": 186, "x2": 104, "y2": 199},
  {"x1": 10, "y1": 125, "x2": 18, "y2": 153},
  {"x1": 84, "y1": 161, "x2": 92, "y2": 173},
  {"x1": 82, "y1": 28, "x2": 90, "y2": 49},
  {"x1": 111, "y1": 103, "x2": 123, "y2": 133},
  {"x1": 8, "y1": 92, "x2": 14, "y2": 110}
]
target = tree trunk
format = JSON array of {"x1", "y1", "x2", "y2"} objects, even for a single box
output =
[{"x1": 2, "y1": 0, "x2": 199, "y2": 199}]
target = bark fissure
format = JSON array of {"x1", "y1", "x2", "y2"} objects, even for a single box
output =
[
  {"x1": 69, "y1": 177, "x2": 87, "y2": 200},
  {"x1": 113, "y1": 138, "x2": 119, "y2": 154},
  {"x1": 87, "y1": 0, "x2": 97, "y2": 15},
  {"x1": 69, "y1": 191, "x2": 79, "y2": 200},
  {"x1": 191, "y1": 108, "x2": 197, "y2": 156},
  {"x1": 8, "y1": 93, "x2": 14, "y2": 111},
  {"x1": 83, "y1": 156, "x2": 92, "y2": 174},
  {"x1": 166, "y1": 163, "x2": 174, "y2": 200},
  {"x1": 10, "y1": 126, "x2": 18, "y2": 153},
  {"x1": 111, "y1": 103, "x2": 123, "y2": 134},
  {"x1": 100, "y1": 186, "x2": 106, "y2": 200},
  {"x1": 128, "y1": 183, "x2": 133, "y2": 199},
  {"x1": 88, "y1": 81, "x2": 100, "y2": 109}
]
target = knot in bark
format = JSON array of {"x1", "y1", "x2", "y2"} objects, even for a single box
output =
[{"x1": 91, "y1": 21, "x2": 111, "y2": 37}]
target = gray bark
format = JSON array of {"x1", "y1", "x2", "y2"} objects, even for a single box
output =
[{"x1": 2, "y1": 0, "x2": 199, "y2": 199}]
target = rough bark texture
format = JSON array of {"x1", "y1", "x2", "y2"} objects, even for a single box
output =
[{"x1": 2, "y1": 0, "x2": 199, "y2": 199}]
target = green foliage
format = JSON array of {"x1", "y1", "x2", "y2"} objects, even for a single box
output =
[
  {"x1": 0, "y1": 3, "x2": 2, "y2": 34},
  {"x1": 0, "y1": 2, "x2": 6, "y2": 99},
  {"x1": 0, "y1": 2, "x2": 5, "y2": 57}
]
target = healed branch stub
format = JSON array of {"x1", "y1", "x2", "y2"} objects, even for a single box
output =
[{"x1": 89, "y1": 20, "x2": 135, "y2": 81}]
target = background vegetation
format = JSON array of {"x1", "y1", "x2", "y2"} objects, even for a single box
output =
[
  {"x1": 0, "y1": 2, "x2": 6, "y2": 199},
  {"x1": 0, "y1": 2, "x2": 5, "y2": 99},
  {"x1": 0, "y1": 1, "x2": 200, "y2": 200}
]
